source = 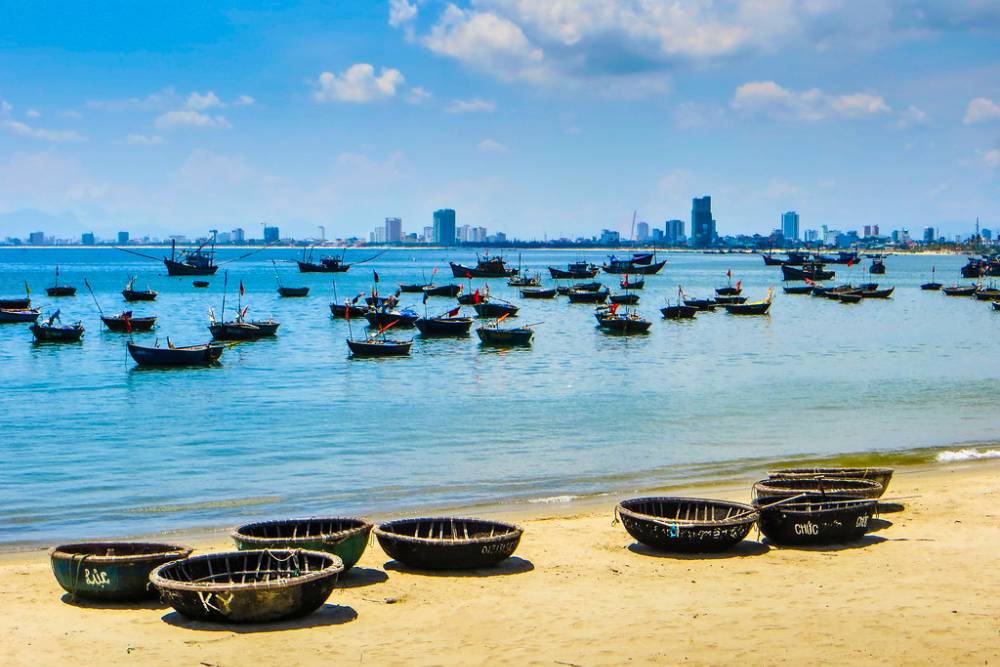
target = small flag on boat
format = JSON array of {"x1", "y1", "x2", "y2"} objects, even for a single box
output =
[
  {"x1": 726, "y1": 269, "x2": 732, "y2": 279},
  {"x1": 447, "y1": 307, "x2": 460, "y2": 317},
  {"x1": 432, "y1": 267, "x2": 438, "y2": 276},
  {"x1": 344, "y1": 300, "x2": 350, "y2": 321},
  {"x1": 736, "y1": 279, "x2": 742, "y2": 290},
  {"x1": 804, "y1": 277, "x2": 815, "y2": 286},
  {"x1": 465, "y1": 271, "x2": 472, "y2": 279},
  {"x1": 473, "y1": 289, "x2": 481, "y2": 304},
  {"x1": 239, "y1": 281, "x2": 245, "y2": 296},
  {"x1": 373, "y1": 271, "x2": 380, "y2": 283},
  {"x1": 497, "y1": 313, "x2": 510, "y2": 324},
  {"x1": 609, "y1": 303, "x2": 620, "y2": 314},
  {"x1": 847, "y1": 258, "x2": 856, "y2": 267}
]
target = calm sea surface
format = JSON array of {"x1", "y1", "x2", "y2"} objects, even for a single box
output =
[{"x1": 1, "y1": 247, "x2": 997, "y2": 546}]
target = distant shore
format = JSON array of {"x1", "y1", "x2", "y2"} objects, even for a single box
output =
[{"x1": 1, "y1": 457, "x2": 997, "y2": 666}]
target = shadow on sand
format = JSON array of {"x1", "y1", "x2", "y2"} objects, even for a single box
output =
[
  {"x1": 627, "y1": 540, "x2": 770, "y2": 560},
  {"x1": 762, "y1": 534, "x2": 888, "y2": 552},
  {"x1": 336, "y1": 566, "x2": 388, "y2": 589},
  {"x1": 161, "y1": 604, "x2": 358, "y2": 633},
  {"x1": 383, "y1": 556, "x2": 534, "y2": 577},
  {"x1": 60, "y1": 593, "x2": 167, "y2": 611}
]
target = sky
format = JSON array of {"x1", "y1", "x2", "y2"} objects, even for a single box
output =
[{"x1": 0, "y1": 0, "x2": 998, "y2": 241}]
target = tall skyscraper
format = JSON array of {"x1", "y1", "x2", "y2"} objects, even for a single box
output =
[
  {"x1": 28, "y1": 231, "x2": 44, "y2": 244},
  {"x1": 81, "y1": 232, "x2": 95, "y2": 245},
  {"x1": 665, "y1": 219, "x2": 685, "y2": 245},
  {"x1": 422, "y1": 226, "x2": 434, "y2": 243},
  {"x1": 781, "y1": 211, "x2": 800, "y2": 241},
  {"x1": 117, "y1": 231, "x2": 129, "y2": 244},
  {"x1": 232, "y1": 227, "x2": 245, "y2": 243},
  {"x1": 690, "y1": 196, "x2": 716, "y2": 248},
  {"x1": 863, "y1": 225, "x2": 872, "y2": 238},
  {"x1": 385, "y1": 217, "x2": 403, "y2": 243},
  {"x1": 263, "y1": 226, "x2": 280, "y2": 243},
  {"x1": 636, "y1": 221, "x2": 650, "y2": 242},
  {"x1": 433, "y1": 209, "x2": 457, "y2": 246},
  {"x1": 923, "y1": 226, "x2": 935, "y2": 244}
]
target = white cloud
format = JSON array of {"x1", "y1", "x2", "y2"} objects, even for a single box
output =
[
  {"x1": 389, "y1": 0, "x2": 418, "y2": 27},
  {"x1": 186, "y1": 91, "x2": 224, "y2": 110},
  {"x1": 87, "y1": 88, "x2": 177, "y2": 112},
  {"x1": 154, "y1": 110, "x2": 230, "y2": 130},
  {"x1": 25, "y1": 109, "x2": 40, "y2": 118},
  {"x1": 477, "y1": 138, "x2": 508, "y2": 153},
  {"x1": 313, "y1": 64, "x2": 405, "y2": 103},
  {"x1": 896, "y1": 104, "x2": 929, "y2": 128},
  {"x1": 1, "y1": 117, "x2": 85, "y2": 142},
  {"x1": 446, "y1": 98, "x2": 496, "y2": 113},
  {"x1": 982, "y1": 148, "x2": 1000, "y2": 169},
  {"x1": 405, "y1": 86, "x2": 432, "y2": 105},
  {"x1": 732, "y1": 81, "x2": 891, "y2": 121},
  {"x1": 126, "y1": 133, "x2": 165, "y2": 145},
  {"x1": 234, "y1": 94, "x2": 256, "y2": 107},
  {"x1": 964, "y1": 97, "x2": 1000, "y2": 124}
]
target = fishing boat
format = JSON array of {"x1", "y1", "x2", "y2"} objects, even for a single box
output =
[
  {"x1": 415, "y1": 308, "x2": 473, "y2": 336},
  {"x1": 121, "y1": 277, "x2": 157, "y2": 302},
  {"x1": 594, "y1": 306, "x2": 652, "y2": 333},
  {"x1": 609, "y1": 293, "x2": 639, "y2": 305},
  {"x1": 836, "y1": 292, "x2": 863, "y2": 304},
  {"x1": 961, "y1": 256, "x2": 1000, "y2": 278},
  {"x1": 616, "y1": 497, "x2": 757, "y2": 553},
  {"x1": 209, "y1": 274, "x2": 280, "y2": 340},
  {"x1": 683, "y1": 298, "x2": 717, "y2": 311},
  {"x1": 150, "y1": 549, "x2": 343, "y2": 623},
  {"x1": 568, "y1": 281, "x2": 603, "y2": 292},
  {"x1": 422, "y1": 283, "x2": 463, "y2": 297},
  {"x1": 0, "y1": 308, "x2": 41, "y2": 323},
  {"x1": 713, "y1": 294, "x2": 747, "y2": 305},
  {"x1": 102, "y1": 312, "x2": 156, "y2": 332},
  {"x1": 163, "y1": 236, "x2": 218, "y2": 276},
  {"x1": 755, "y1": 497, "x2": 877, "y2": 546},
  {"x1": 329, "y1": 301, "x2": 368, "y2": 318},
  {"x1": 295, "y1": 246, "x2": 354, "y2": 273},
  {"x1": 507, "y1": 258, "x2": 541, "y2": 287},
  {"x1": 374, "y1": 517, "x2": 523, "y2": 570},
  {"x1": 520, "y1": 287, "x2": 556, "y2": 299},
  {"x1": 127, "y1": 340, "x2": 224, "y2": 366},
  {"x1": 567, "y1": 288, "x2": 609, "y2": 304},
  {"x1": 620, "y1": 277, "x2": 644, "y2": 290},
  {"x1": 232, "y1": 517, "x2": 373, "y2": 571},
  {"x1": 723, "y1": 289, "x2": 772, "y2": 315},
  {"x1": 50, "y1": 542, "x2": 192, "y2": 601},
  {"x1": 193, "y1": 280, "x2": 210, "y2": 288},
  {"x1": 762, "y1": 254, "x2": 785, "y2": 266},
  {"x1": 943, "y1": 284, "x2": 977, "y2": 296},
  {"x1": 45, "y1": 267, "x2": 76, "y2": 296},
  {"x1": 661, "y1": 303, "x2": 697, "y2": 319},
  {"x1": 0, "y1": 297, "x2": 30, "y2": 309},
  {"x1": 347, "y1": 336, "x2": 412, "y2": 356},
  {"x1": 783, "y1": 284, "x2": 813, "y2": 294},
  {"x1": 602, "y1": 257, "x2": 667, "y2": 275},
  {"x1": 30, "y1": 310, "x2": 84, "y2": 342},
  {"x1": 399, "y1": 282, "x2": 432, "y2": 293},
  {"x1": 715, "y1": 273, "x2": 741, "y2": 296},
  {"x1": 450, "y1": 254, "x2": 517, "y2": 278},
  {"x1": 476, "y1": 314, "x2": 534, "y2": 345},
  {"x1": 783, "y1": 251, "x2": 811, "y2": 265},
  {"x1": 861, "y1": 286, "x2": 895, "y2": 299},
  {"x1": 548, "y1": 261, "x2": 599, "y2": 279},
  {"x1": 272, "y1": 260, "x2": 309, "y2": 297},
  {"x1": 473, "y1": 300, "x2": 519, "y2": 318},
  {"x1": 921, "y1": 266, "x2": 942, "y2": 290},
  {"x1": 973, "y1": 285, "x2": 1000, "y2": 301},
  {"x1": 365, "y1": 307, "x2": 420, "y2": 328},
  {"x1": 869, "y1": 255, "x2": 886, "y2": 274},
  {"x1": 781, "y1": 263, "x2": 835, "y2": 281}
]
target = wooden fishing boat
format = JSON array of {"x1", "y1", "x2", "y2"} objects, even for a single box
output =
[
  {"x1": 399, "y1": 283, "x2": 432, "y2": 293},
  {"x1": 961, "y1": 256, "x2": 1000, "y2": 278},
  {"x1": 297, "y1": 260, "x2": 335, "y2": 273},
  {"x1": 209, "y1": 320, "x2": 280, "y2": 340},
  {"x1": 609, "y1": 293, "x2": 639, "y2": 305},
  {"x1": 602, "y1": 258, "x2": 667, "y2": 275},
  {"x1": 616, "y1": 497, "x2": 758, "y2": 553},
  {"x1": 869, "y1": 256, "x2": 886, "y2": 274},
  {"x1": 507, "y1": 273, "x2": 541, "y2": 287},
  {"x1": 755, "y1": 498, "x2": 877, "y2": 546},
  {"x1": 450, "y1": 256, "x2": 517, "y2": 278},
  {"x1": 569, "y1": 281, "x2": 603, "y2": 292},
  {"x1": 193, "y1": 280, "x2": 210, "y2": 288},
  {"x1": 660, "y1": 304, "x2": 697, "y2": 319},
  {"x1": 724, "y1": 300, "x2": 771, "y2": 314},
  {"x1": 46, "y1": 267, "x2": 76, "y2": 297},
  {"x1": 122, "y1": 277, "x2": 157, "y2": 302},
  {"x1": 768, "y1": 467, "x2": 893, "y2": 497},
  {"x1": 921, "y1": 282, "x2": 943, "y2": 291},
  {"x1": 781, "y1": 263, "x2": 835, "y2": 281},
  {"x1": 715, "y1": 286, "x2": 741, "y2": 296},
  {"x1": 101, "y1": 312, "x2": 157, "y2": 332},
  {"x1": 232, "y1": 517, "x2": 372, "y2": 571},
  {"x1": 714, "y1": 295, "x2": 747, "y2": 305},
  {"x1": 127, "y1": 341, "x2": 224, "y2": 366},
  {"x1": 973, "y1": 288, "x2": 1000, "y2": 301},
  {"x1": 548, "y1": 262, "x2": 599, "y2": 279},
  {"x1": 473, "y1": 301, "x2": 519, "y2": 318},
  {"x1": 476, "y1": 323, "x2": 534, "y2": 345},
  {"x1": 595, "y1": 310, "x2": 652, "y2": 333},
  {"x1": 365, "y1": 308, "x2": 420, "y2": 328},
  {"x1": 943, "y1": 285, "x2": 977, "y2": 296},
  {"x1": 861, "y1": 286, "x2": 895, "y2": 299},
  {"x1": 0, "y1": 308, "x2": 40, "y2": 323},
  {"x1": 374, "y1": 517, "x2": 523, "y2": 570},
  {"x1": 50, "y1": 542, "x2": 191, "y2": 601},
  {"x1": 277, "y1": 286, "x2": 310, "y2": 297},
  {"x1": 319, "y1": 257, "x2": 351, "y2": 272},
  {"x1": 347, "y1": 338, "x2": 412, "y2": 356},
  {"x1": 31, "y1": 312, "x2": 84, "y2": 342},
  {"x1": 836, "y1": 292, "x2": 863, "y2": 304},
  {"x1": 364, "y1": 294, "x2": 399, "y2": 308},
  {"x1": 163, "y1": 237, "x2": 218, "y2": 276},
  {"x1": 422, "y1": 283, "x2": 463, "y2": 297},
  {"x1": 415, "y1": 316, "x2": 474, "y2": 336},
  {"x1": 620, "y1": 277, "x2": 644, "y2": 290},
  {"x1": 329, "y1": 302, "x2": 368, "y2": 318},
  {"x1": 783, "y1": 285, "x2": 813, "y2": 294},
  {"x1": 631, "y1": 252, "x2": 654, "y2": 265},
  {"x1": 0, "y1": 297, "x2": 30, "y2": 309},
  {"x1": 150, "y1": 549, "x2": 343, "y2": 623},
  {"x1": 762, "y1": 254, "x2": 785, "y2": 266},
  {"x1": 994, "y1": 302, "x2": 1000, "y2": 312},
  {"x1": 683, "y1": 298, "x2": 717, "y2": 311},
  {"x1": 520, "y1": 287, "x2": 557, "y2": 299},
  {"x1": 567, "y1": 288, "x2": 609, "y2": 304},
  {"x1": 752, "y1": 477, "x2": 883, "y2": 502}
]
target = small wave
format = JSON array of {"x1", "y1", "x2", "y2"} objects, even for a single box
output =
[
  {"x1": 527, "y1": 495, "x2": 577, "y2": 504},
  {"x1": 935, "y1": 448, "x2": 1000, "y2": 463},
  {"x1": 126, "y1": 495, "x2": 283, "y2": 514}
]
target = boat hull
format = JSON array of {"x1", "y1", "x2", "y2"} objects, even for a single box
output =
[
  {"x1": 756, "y1": 499, "x2": 876, "y2": 546},
  {"x1": 661, "y1": 305, "x2": 697, "y2": 319},
  {"x1": 450, "y1": 261, "x2": 517, "y2": 278},
  {"x1": 520, "y1": 288, "x2": 556, "y2": 299},
  {"x1": 122, "y1": 290, "x2": 157, "y2": 302},
  {"x1": 50, "y1": 542, "x2": 192, "y2": 601},
  {"x1": 232, "y1": 518, "x2": 372, "y2": 571},
  {"x1": 46, "y1": 286, "x2": 76, "y2": 297},
  {"x1": 0, "y1": 308, "x2": 41, "y2": 323},
  {"x1": 347, "y1": 339, "x2": 412, "y2": 356},
  {"x1": 476, "y1": 327, "x2": 533, "y2": 345},
  {"x1": 617, "y1": 497, "x2": 757, "y2": 553},
  {"x1": 102, "y1": 316, "x2": 156, "y2": 332},
  {"x1": 128, "y1": 342, "x2": 224, "y2": 366},
  {"x1": 163, "y1": 259, "x2": 218, "y2": 276},
  {"x1": 603, "y1": 259, "x2": 666, "y2": 275},
  {"x1": 549, "y1": 266, "x2": 598, "y2": 279},
  {"x1": 364, "y1": 312, "x2": 419, "y2": 328},
  {"x1": 415, "y1": 317, "x2": 473, "y2": 336},
  {"x1": 31, "y1": 323, "x2": 84, "y2": 342},
  {"x1": 473, "y1": 303, "x2": 519, "y2": 318},
  {"x1": 277, "y1": 286, "x2": 310, "y2": 297},
  {"x1": 781, "y1": 264, "x2": 835, "y2": 281}
]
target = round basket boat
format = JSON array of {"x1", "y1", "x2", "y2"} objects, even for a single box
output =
[
  {"x1": 50, "y1": 542, "x2": 192, "y2": 601},
  {"x1": 752, "y1": 477, "x2": 883, "y2": 503},
  {"x1": 616, "y1": 497, "x2": 758, "y2": 553},
  {"x1": 766, "y1": 467, "x2": 894, "y2": 497},
  {"x1": 149, "y1": 549, "x2": 343, "y2": 623},
  {"x1": 231, "y1": 517, "x2": 372, "y2": 571},
  {"x1": 374, "y1": 517, "x2": 523, "y2": 570},
  {"x1": 755, "y1": 498, "x2": 878, "y2": 546}
]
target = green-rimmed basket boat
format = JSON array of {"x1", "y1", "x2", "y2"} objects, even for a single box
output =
[
  {"x1": 50, "y1": 542, "x2": 192, "y2": 601},
  {"x1": 231, "y1": 517, "x2": 372, "y2": 571},
  {"x1": 766, "y1": 467, "x2": 894, "y2": 497}
]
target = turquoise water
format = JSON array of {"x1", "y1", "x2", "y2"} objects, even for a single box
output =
[{"x1": 1, "y1": 248, "x2": 997, "y2": 546}]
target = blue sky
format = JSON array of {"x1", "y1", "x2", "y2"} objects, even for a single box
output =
[{"x1": 0, "y1": 0, "x2": 998, "y2": 241}]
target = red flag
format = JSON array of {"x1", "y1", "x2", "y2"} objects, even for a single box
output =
[
  {"x1": 847, "y1": 259, "x2": 856, "y2": 267},
  {"x1": 804, "y1": 277, "x2": 816, "y2": 286},
  {"x1": 123, "y1": 312, "x2": 132, "y2": 333},
  {"x1": 624, "y1": 274, "x2": 629, "y2": 286},
  {"x1": 432, "y1": 267, "x2": 438, "y2": 276},
  {"x1": 726, "y1": 269, "x2": 732, "y2": 279},
  {"x1": 473, "y1": 289, "x2": 481, "y2": 304},
  {"x1": 446, "y1": 307, "x2": 460, "y2": 317},
  {"x1": 497, "y1": 313, "x2": 510, "y2": 324},
  {"x1": 736, "y1": 279, "x2": 742, "y2": 291},
  {"x1": 465, "y1": 271, "x2": 472, "y2": 279},
  {"x1": 609, "y1": 303, "x2": 620, "y2": 314},
  {"x1": 239, "y1": 281, "x2": 245, "y2": 296},
  {"x1": 344, "y1": 300, "x2": 350, "y2": 321}
]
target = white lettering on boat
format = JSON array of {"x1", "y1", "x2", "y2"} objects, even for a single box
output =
[
  {"x1": 793, "y1": 522, "x2": 820, "y2": 536},
  {"x1": 83, "y1": 568, "x2": 111, "y2": 587}
]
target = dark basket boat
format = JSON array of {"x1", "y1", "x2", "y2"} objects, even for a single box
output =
[
  {"x1": 365, "y1": 309, "x2": 419, "y2": 328},
  {"x1": 347, "y1": 338, "x2": 412, "y2": 356},
  {"x1": 767, "y1": 467, "x2": 893, "y2": 497},
  {"x1": 683, "y1": 298, "x2": 717, "y2": 311},
  {"x1": 783, "y1": 285, "x2": 813, "y2": 295},
  {"x1": 122, "y1": 289, "x2": 157, "y2": 302},
  {"x1": 609, "y1": 293, "x2": 639, "y2": 305},
  {"x1": 422, "y1": 284, "x2": 462, "y2": 297},
  {"x1": 102, "y1": 314, "x2": 157, "y2": 332},
  {"x1": 374, "y1": 517, "x2": 523, "y2": 570},
  {"x1": 449, "y1": 258, "x2": 517, "y2": 278},
  {"x1": 755, "y1": 498, "x2": 877, "y2": 546},
  {"x1": 278, "y1": 286, "x2": 310, "y2": 297},
  {"x1": 620, "y1": 278, "x2": 645, "y2": 290},
  {"x1": 724, "y1": 300, "x2": 771, "y2": 315},
  {"x1": 415, "y1": 316, "x2": 473, "y2": 336},
  {"x1": 476, "y1": 325, "x2": 533, "y2": 346},
  {"x1": 752, "y1": 477, "x2": 883, "y2": 503},
  {"x1": 473, "y1": 301, "x2": 519, "y2": 318},
  {"x1": 46, "y1": 286, "x2": 77, "y2": 297},
  {"x1": 193, "y1": 280, "x2": 210, "y2": 288},
  {"x1": 973, "y1": 289, "x2": 1000, "y2": 301},
  {"x1": 50, "y1": 542, "x2": 192, "y2": 601},
  {"x1": 782, "y1": 264, "x2": 835, "y2": 281},
  {"x1": 32, "y1": 320, "x2": 84, "y2": 342},
  {"x1": 595, "y1": 313, "x2": 652, "y2": 333},
  {"x1": 399, "y1": 283, "x2": 431, "y2": 293},
  {"x1": 836, "y1": 292, "x2": 863, "y2": 304},
  {"x1": 714, "y1": 295, "x2": 747, "y2": 305},
  {"x1": 0, "y1": 308, "x2": 41, "y2": 323},
  {"x1": 329, "y1": 302, "x2": 368, "y2": 318},
  {"x1": 920, "y1": 282, "x2": 942, "y2": 291},
  {"x1": 150, "y1": 549, "x2": 343, "y2": 623},
  {"x1": 567, "y1": 289, "x2": 609, "y2": 304},
  {"x1": 0, "y1": 297, "x2": 31, "y2": 309},
  {"x1": 943, "y1": 285, "x2": 976, "y2": 296},
  {"x1": 569, "y1": 281, "x2": 603, "y2": 292},
  {"x1": 661, "y1": 304, "x2": 697, "y2": 319},
  {"x1": 715, "y1": 286, "x2": 741, "y2": 296},
  {"x1": 603, "y1": 259, "x2": 667, "y2": 275},
  {"x1": 128, "y1": 341, "x2": 224, "y2": 366},
  {"x1": 520, "y1": 287, "x2": 556, "y2": 299},
  {"x1": 210, "y1": 320, "x2": 280, "y2": 340},
  {"x1": 232, "y1": 517, "x2": 372, "y2": 571},
  {"x1": 616, "y1": 497, "x2": 758, "y2": 553}
]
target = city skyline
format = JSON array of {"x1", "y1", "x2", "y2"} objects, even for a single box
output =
[{"x1": 0, "y1": 3, "x2": 997, "y2": 241}]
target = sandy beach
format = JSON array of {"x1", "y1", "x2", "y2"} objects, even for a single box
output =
[{"x1": 2, "y1": 460, "x2": 998, "y2": 667}]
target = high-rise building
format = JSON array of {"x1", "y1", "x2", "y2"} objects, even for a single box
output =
[
  {"x1": 472, "y1": 226, "x2": 487, "y2": 243},
  {"x1": 781, "y1": 211, "x2": 800, "y2": 242},
  {"x1": 983, "y1": 228, "x2": 993, "y2": 241},
  {"x1": 804, "y1": 229, "x2": 819, "y2": 243},
  {"x1": 863, "y1": 225, "x2": 872, "y2": 238},
  {"x1": 81, "y1": 232, "x2": 95, "y2": 245},
  {"x1": 665, "y1": 219, "x2": 685, "y2": 245},
  {"x1": 457, "y1": 224, "x2": 471, "y2": 243},
  {"x1": 636, "y1": 221, "x2": 650, "y2": 242},
  {"x1": 690, "y1": 196, "x2": 716, "y2": 248},
  {"x1": 117, "y1": 231, "x2": 129, "y2": 244},
  {"x1": 433, "y1": 209, "x2": 457, "y2": 246},
  {"x1": 422, "y1": 226, "x2": 434, "y2": 243},
  {"x1": 28, "y1": 231, "x2": 44, "y2": 244},
  {"x1": 385, "y1": 217, "x2": 403, "y2": 243},
  {"x1": 263, "y1": 226, "x2": 280, "y2": 243},
  {"x1": 923, "y1": 226, "x2": 936, "y2": 244},
  {"x1": 872, "y1": 224, "x2": 880, "y2": 237},
  {"x1": 371, "y1": 226, "x2": 386, "y2": 243},
  {"x1": 651, "y1": 228, "x2": 664, "y2": 243},
  {"x1": 599, "y1": 229, "x2": 620, "y2": 245},
  {"x1": 232, "y1": 228, "x2": 245, "y2": 243}
]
